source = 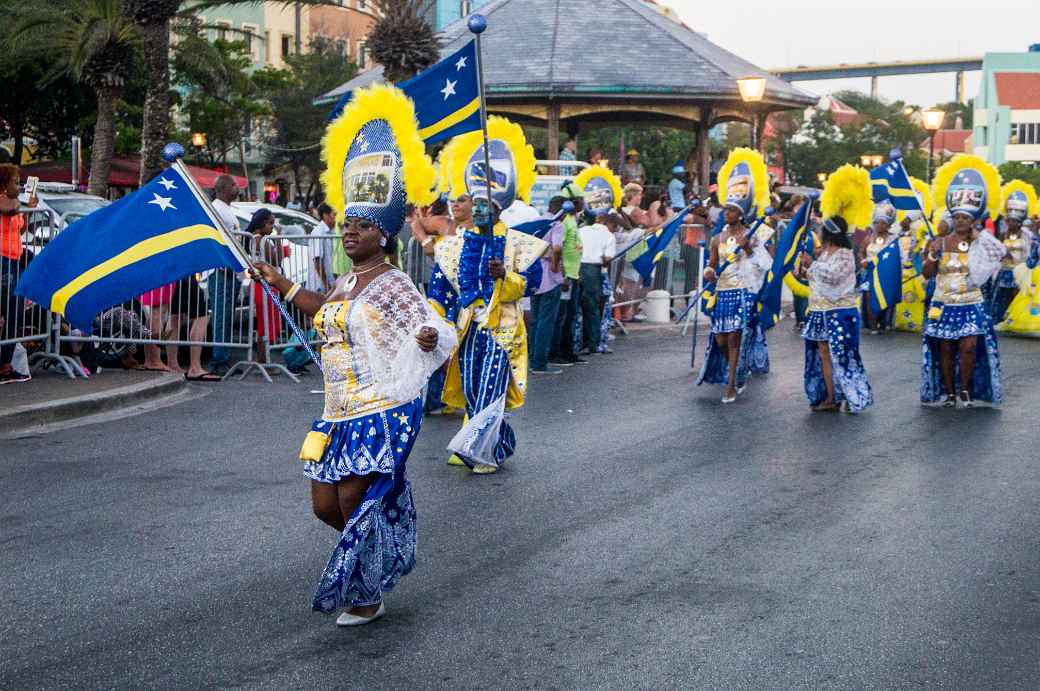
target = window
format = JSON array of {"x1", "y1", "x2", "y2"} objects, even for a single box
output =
[
  {"x1": 460, "y1": 0, "x2": 471, "y2": 14},
  {"x1": 265, "y1": 31, "x2": 272, "y2": 64},
  {"x1": 281, "y1": 34, "x2": 292, "y2": 59},
  {"x1": 215, "y1": 20, "x2": 231, "y2": 41},
  {"x1": 242, "y1": 25, "x2": 257, "y2": 59},
  {"x1": 1012, "y1": 123, "x2": 1040, "y2": 145},
  {"x1": 358, "y1": 41, "x2": 367, "y2": 69},
  {"x1": 1010, "y1": 123, "x2": 1019, "y2": 144}
]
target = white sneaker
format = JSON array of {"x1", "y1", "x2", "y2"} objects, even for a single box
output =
[{"x1": 336, "y1": 602, "x2": 386, "y2": 627}]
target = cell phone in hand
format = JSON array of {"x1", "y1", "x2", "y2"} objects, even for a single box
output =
[{"x1": 25, "y1": 176, "x2": 39, "y2": 197}]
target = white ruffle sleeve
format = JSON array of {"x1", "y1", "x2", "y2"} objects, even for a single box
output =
[
  {"x1": 968, "y1": 231, "x2": 1007, "y2": 288},
  {"x1": 359, "y1": 271, "x2": 457, "y2": 404},
  {"x1": 738, "y1": 242, "x2": 773, "y2": 292},
  {"x1": 808, "y1": 248, "x2": 857, "y2": 302}
]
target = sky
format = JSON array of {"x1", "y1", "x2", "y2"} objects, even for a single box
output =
[{"x1": 666, "y1": 0, "x2": 1038, "y2": 108}]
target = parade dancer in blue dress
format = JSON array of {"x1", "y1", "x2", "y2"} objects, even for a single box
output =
[
  {"x1": 921, "y1": 155, "x2": 1007, "y2": 408},
  {"x1": 989, "y1": 181, "x2": 1037, "y2": 322},
  {"x1": 254, "y1": 84, "x2": 456, "y2": 626},
  {"x1": 799, "y1": 165, "x2": 875, "y2": 413},
  {"x1": 697, "y1": 148, "x2": 772, "y2": 403}
]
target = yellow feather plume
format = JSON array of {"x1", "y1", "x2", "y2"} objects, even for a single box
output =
[
  {"x1": 931, "y1": 154, "x2": 1001, "y2": 219},
  {"x1": 1002, "y1": 179, "x2": 1038, "y2": 216},
  {"x1": 321, "y1": 84, "x2": 437, "y2": 219},
  {"x1": 820, "y1": 164, "x2": 873, "y2": 228},
  {"x1": 573, "y1": 165, "x2": 623, "y2": 210},
  {"x1": 717, "y1": 147, "x2": 770, "y2": 214},
  {"x1": 440, "y1": 116, "x2": 537, "y2": 202}
]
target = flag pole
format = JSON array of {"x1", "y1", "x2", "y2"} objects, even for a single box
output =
[
  {"x1": 162, "y1": 143, "x2": 324, "y2": 374},
  {"x1": 468, "y1": 14, "x2": 495, "y2": 242},
  {"x1": 889, "y1": 149, "x2": 937, "y2": 240}
]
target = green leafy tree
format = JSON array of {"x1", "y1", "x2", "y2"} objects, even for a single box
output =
[
  {"x1": 999, "y1": 161, "x2": 1040, "y2": 191},
  {"x1": 368, "y1": 0, "x2": 439, "y2": 82},
  {"x1": 573, "y1": 127, "x2": 699, "y2": 188}
]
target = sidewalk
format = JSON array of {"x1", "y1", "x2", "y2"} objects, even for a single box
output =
[{"x1": 0, "y1": 368, "x2": 190, "y2": 438}]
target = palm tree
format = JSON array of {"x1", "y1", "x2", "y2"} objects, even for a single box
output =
[
  {"x1": 9, "y1": 0, "x2": 138, "y2": 196},
  {"x1": 368, "y1": 0, "x2": 440, "y2": 82}
]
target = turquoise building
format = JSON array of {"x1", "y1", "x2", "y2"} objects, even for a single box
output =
[
  {"x1": 972, "y1": 48, "x2": 1040, "y2": 166},
  {"x1": 194, "y1": 4, "x2": 267, "y2": 68},
  {"x1": 429, "y1": 0, "x2": 494, "y2": 30}
]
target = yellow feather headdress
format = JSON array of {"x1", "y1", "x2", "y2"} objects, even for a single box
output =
[
  {"x1": 820, "y1": 164, "x2": 873, "y2": 229},
  {"x1": 1002, "y1": 179, "x2": 1038, "y2": 217},
  {"x1": 932, "y1": 154, "x2": 1001, "y2": 220},
  {"x1": 573, "y1": 165, "x2": 623, "y2": 211},
  {"x1": 440, "y1": 116, "x2": 537, "y2": 203},
  {"x1": 321, "y1": 84, "x2": 437, "y2": 225},
  {"x1": 717, "y1": 147, "x2": 770, "y2": 217}
]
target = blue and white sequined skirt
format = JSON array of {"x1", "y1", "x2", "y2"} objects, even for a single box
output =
[
  {"x1": 801, "y1": 310, "x2": 830, "y2": 342},
  {"x1": 710, "y1": 288, "x2": 750, "y2": 334},
  {"x1": 922, "y1": 302, "x2": 987, "y2": 340}
]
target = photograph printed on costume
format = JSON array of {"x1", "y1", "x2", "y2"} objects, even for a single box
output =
[{"x1": 344, "y1": 152, "x2": 396, "y2": 206}]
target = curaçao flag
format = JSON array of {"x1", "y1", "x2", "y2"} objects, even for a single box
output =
[
  {"x1": 868, "y1": 238, "x2": 903, "y2": 315},
  {"x1": 16, "y1": 166, "x2": 244, "y2": 332},
  {"x1": 870, "y1": 161, "x2": 923, "y2": 212},
  {"x1": 631, "y1": 207, "x2": 691, "y2": 287},
  {"x1": 757, "y1": 199, "x2": 811, "y2": 330}
]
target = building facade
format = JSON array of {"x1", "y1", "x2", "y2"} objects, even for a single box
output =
[
  {"x1": 973, "y1": 49, "x2": 1040, "y2": 166},
  {"x1": 429, "y1": 0, "x2": 494, "y2": 30},
  {"x1": 309, "y1": 1, "x2": 379, "y2": 69},
  {"x1": 194, "y1": 4, "x2": 267, "y2": 68}
]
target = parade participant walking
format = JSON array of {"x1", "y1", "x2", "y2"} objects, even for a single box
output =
[
  {"x1": 697, "y1": 149, "x2": 772, "y2": 403},
  {"x1": 253, "y1": 84, "x2": 452, "y2": 626},
  {"x1": 799, "y1": 165, "x2": 875, "y2": 413},
  {"x1": 922, "y1": 155, "x2": 1006, "y2": 408},
  {"x1": 428, "y1": 117, "x2": 547, "y2": 474},
  {"x1": 989, "y1": 181, "x2": 1037, "y2": 322},
  {"x1": 859, "y1": 200, "x2": 900, "y2": 334},
  {"x1": 892, "y1": 176, "x2": 934, "y2": 333}
]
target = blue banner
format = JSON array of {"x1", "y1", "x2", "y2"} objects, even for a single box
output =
[
  {"x1": 631, "y1": 208, "x2": 690, "y2": 288},
  {"x1": 868, "y1": 238, "x2": 903, "y2": 314},
  {"x1": 757, "y1": 201, "x2": 810, "y2": 330}
]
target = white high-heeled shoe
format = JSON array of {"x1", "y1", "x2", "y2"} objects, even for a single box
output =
[{"x1": 336, "y1": 602, "x2": 385, "y2": 627}]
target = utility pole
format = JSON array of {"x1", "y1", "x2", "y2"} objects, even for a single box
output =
[{"x1": 294, "y1": 1, "x2": 302, "y2": 55}]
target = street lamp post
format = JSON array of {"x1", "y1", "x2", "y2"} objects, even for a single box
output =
[
  {"x1": 191, "y1": 132, "x2": 207, "y2": 166},
  {"x1": 923, "y1": 109, "x2": 945, "y2": 182},
  {"x1": 737, "y1": 76, "x2": 767, "y2": 152}
]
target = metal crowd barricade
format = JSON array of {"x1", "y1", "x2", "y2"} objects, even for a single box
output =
[
  {"x1": 2, "y1": 208, "x2": 84, "y2": 378},
  {"x1": 404, "y1": 235, "x2": 429, "y2": 295},
  {"x1": 607, "y1": 224, "x2": 704, "y2": 324}
]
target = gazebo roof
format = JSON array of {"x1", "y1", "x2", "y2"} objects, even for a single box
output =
[{"x1": 318, "y1": 0, "x2": 815, "y2": 123}]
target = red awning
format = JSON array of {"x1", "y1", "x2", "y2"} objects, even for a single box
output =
[{"x1": 20, "y1": 156, "x2": 247, "y2": 190}]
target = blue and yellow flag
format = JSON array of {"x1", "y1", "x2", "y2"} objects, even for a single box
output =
[
  {"x1": 631, "y1": 208, "x2": 690, "y2": 288},
  {"x1": 328, "y1": 41, "x2": 482, "y2": 145},
  {"x1": 16, "y1": 167, "x2": 244, "y2": 332},
  {"x1": 870, "y1": 161, "x2": 922, "y2": 212},
  {"x1": 868, "y1": 239, "x2": 903, "y2": 315},
  {"x1": 757, "y1": 200, "x2": 811, "y2": 330}
]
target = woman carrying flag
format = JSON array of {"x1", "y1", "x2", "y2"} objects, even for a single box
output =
[
  {"x1": 921, "y1": 155, "x2": 1006, "y2": 408},
  {"x1": 253, "y1": 84, "x2": 456, "y2": 626},
  {"x1": 859, "y1": 200, "x2": 900, "y2": 334},
  {"x1": 697, "y1": 148, "x2": 772, "y2": 403},
  {"x1": 798, "y1": 165, "x2": 875, "y2": 413},
  {"x1": 893, "y1": 177, "x2": 934, "y2": 333}
]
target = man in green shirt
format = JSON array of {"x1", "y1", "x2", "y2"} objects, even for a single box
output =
[{"x1": 550, "y1": 182, "x2": 587, "y2": 366}]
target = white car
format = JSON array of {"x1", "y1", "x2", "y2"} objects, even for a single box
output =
[
  {"x1": 232, "y1": 202, "x2": 323, "y2": 289},
  {"x1": 19, "y1": 182, "x2": 110, "y2": 244}
]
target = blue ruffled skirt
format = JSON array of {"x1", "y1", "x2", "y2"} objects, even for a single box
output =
[
  {"x1": 710, "y1": 288, "x2": 750, "y2": 334},
  {"x1": 697, "y1": 289, "x2": 769, "y2": 387},
  {"x1": 802, "y1": 309, "x2": 874, "y2": 413},
  {"x1": 305, "y1": 399, "x2": 422, "y2": 613},
  {"x1": 920, "y1": 303, "x2": 1002, "y2": 405}
]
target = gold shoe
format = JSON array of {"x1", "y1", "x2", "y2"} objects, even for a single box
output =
[
  {"x1": 447, "y1": 454, "x2": 466, "y2": 467},
  {"x1": 472, "y1": 463, "x2": 499, "y2": 474}
]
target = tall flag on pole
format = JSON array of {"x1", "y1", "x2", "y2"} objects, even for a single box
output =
[
  {"x1": 868, "y1": 239, "x2": 903, "y2": 315},
  {"x1": 757, "y1": 199, "x2": 811, "y2": 330},
  {"x1": 631, "y1": 208, "x2": 692, "y2": 287},
  {"x1": 327, "y1": 41, "x2": 482, "y2": 145},
  {"x1": 16, "y1": 167, "x2": 244, "y2": 332},
  {"x1": 870, "y1": 159, "x2": 924, "y2": 212}
]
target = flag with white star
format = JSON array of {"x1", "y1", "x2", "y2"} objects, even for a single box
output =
[
  {"x1": 16, "y1": 165, "x2": 244, "y2": 331},
  {"x1": 327, "y1": 41, "x2": 482, "y2": 145},
  {"x1": 870, "y1": 159, "x2": 924, "y2": 212}
]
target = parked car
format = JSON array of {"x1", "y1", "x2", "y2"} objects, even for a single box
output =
[
  {"x1": 19, "y1": 182, "x2": 110, "y2": 244},
  {"x1": 231, "y1": 202, "x2": 318, "y2": 289}
]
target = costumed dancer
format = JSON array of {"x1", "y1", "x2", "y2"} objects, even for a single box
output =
[
  {"x1": 893, "y1": 176, "x2": 934, "y2": 333},
  {"x1": 921, "y1": 155, "x2": 1007, "y2": 408},
  {"x1": 798, "y1": 165, "x2": 875, "y2": 413},
  {"x1": 252, "y1": 85, "x2": 456, "y2": 626},
  {"x1": 697, "y1": 148, "x2": 773, "y2": 403},
  {"x1": 989, "y1": 180, "x2": 1037, "y2": 323},
  {"x1": 427, "y1": 117, "x2": 548, "y2": 474},
  {"x1": 859, "y1": 200, "x2": 900, "y2": 333},
  {"x1": 997, "y1": 182, "x2": 1040, "y2": 336}
]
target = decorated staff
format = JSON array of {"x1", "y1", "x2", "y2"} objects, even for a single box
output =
[
  {"x1": 921, "y1": 154, "x2": 1006, "y2": 408},
  {"x1": 252, "y1": 84, "x2": 457, "y2": 626},
  {"x1": 696, "y1": 148, "x2": 774, "y2": 403},
  {"x1": 426, "y1": 114, "x2": 548, "y2": 474},
  {"x1": 798, "y1": 164, "x2": 875, "y2": 413}
]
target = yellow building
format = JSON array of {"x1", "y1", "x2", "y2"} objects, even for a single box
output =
[{"x1": 263, "y1": 2, "x2": 309, "y2": 69}]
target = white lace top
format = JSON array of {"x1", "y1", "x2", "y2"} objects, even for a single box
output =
[
  {"x1": 716, "y1": 226, "x2": 772, "y2": 292},
  {"x1": 808, "y1": 248, "x2": 858, "y2": 311}
]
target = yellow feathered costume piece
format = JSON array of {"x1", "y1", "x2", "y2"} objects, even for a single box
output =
[
  {"x1": 820, "y1": 164, "x2": 873, "y2": 227},
  {"x1": 1002, "y1": 179, "x2": 1038, "y2": 216},
  {"x1": 573, "y1": 165, "x2": 623, "y2": 210},
  {"x1": 321, "y1": 84, "x2": 438, "y2": 215},
  {"x1": 932, "y1": 154, "x2": 1002, "y2": 219},
  {"x1": 439, "y1": 115, "x2": 537, "y2": 202},
  {"x1": 717, "y1": 147, "x2": 770, "y2": 215}
]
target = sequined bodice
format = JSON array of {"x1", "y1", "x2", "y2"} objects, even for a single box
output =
[
  {"x1": 934, "y1": 251, "x2": 982, "y2": 305},
  {"x1": 717, "y1": 235, "x2": 748, "y2": 290},
  {"x1": 314, "y1": 300, "x2": 397, "y2": 421},
  {"x1": 1003, "y1": 234, "x2": 1028, "y2": 268}
]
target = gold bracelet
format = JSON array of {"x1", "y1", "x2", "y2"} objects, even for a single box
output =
[{"x1": 284, "y1": 282, "x2": 302, "y2": 303}]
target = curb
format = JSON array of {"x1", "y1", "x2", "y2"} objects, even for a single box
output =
[{"x1": 0, "y1": 374, "x2": 188, "y2": 437}]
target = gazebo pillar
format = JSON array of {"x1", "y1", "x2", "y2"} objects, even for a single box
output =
[
  {"x1": 692, "y1": 105, "x2": 713, "y2": 193},
  {"x1": 546, "y1": 102, "x2": 561, "y2": 160}
]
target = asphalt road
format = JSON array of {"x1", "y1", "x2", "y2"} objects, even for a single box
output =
[{"x1": 3, "y1": 324, "x2": 1039, "y2": 690}]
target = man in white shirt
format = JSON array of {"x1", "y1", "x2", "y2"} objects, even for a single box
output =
[
  {"x1": 308, "y1": 204, "x2": 338, "y2": 293},
  {"x1": 577, "y1": 214, "x2": 616, "y2": 354},
  {"x1": 208, "y1": 175, "x2": 242, "y2": 375}
]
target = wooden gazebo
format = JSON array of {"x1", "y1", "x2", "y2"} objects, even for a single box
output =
[{"x1": 317, "y1": 0, "x2": 816, "y2": 185}]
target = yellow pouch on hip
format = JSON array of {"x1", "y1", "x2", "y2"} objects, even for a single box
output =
[
  {"x1": 927, "y1": 305, "x2": 944, "y2": 321},
  {"x1": 299, "y1": 420, "x2": 336, "y2": 462}
]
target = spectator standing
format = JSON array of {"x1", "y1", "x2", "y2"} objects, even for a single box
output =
[
  {"x1": 245, "y1": 209, "x2": 282, "y2": 364},
  {"x1": 309, "y1": 204, "x2": 338, "y2": 294},
  {"x1": 529, "y1": 197, "x2": 567, "y2": 374},
  {"x1": 578, "y1": 212, "x2": 616, "y2": 354},
  {"x1": 0, "y1": 164, "x2": 36, "y2": 384},
  {"x1": 208, "y1": 175, "x2": 242, "y2": 376},
  {"x1": 668, "y1": 165, "x2": 688, "y2": 211},
  {"x1": 551, "y1": 183, "x2": 586, "y2": 366},
  {"x1": 559, "y1": 136, "x2": 578, "y2": 177},
  {"x1": 621, "y1": 149, "x2": 646, "y2": 186},
  {"x1": 588, "y1": 148, "x2": 605, "y2": 168},
  {"x1": 166, "y1": 274, "x2": 217, "y2": 381}
]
